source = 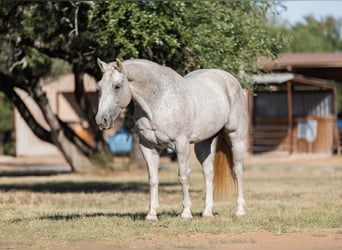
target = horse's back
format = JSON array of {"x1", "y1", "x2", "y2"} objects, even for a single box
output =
[{"x1": 185, "y1": 69, "x2": 242, "y2": 92}]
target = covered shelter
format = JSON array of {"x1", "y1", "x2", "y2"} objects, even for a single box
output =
[
  {"x1": 249, "y1": 73, "x2": 340, "y2": 155},
  {"x1": 258, "y1": 53, "x2": 342, "y2": 81}
]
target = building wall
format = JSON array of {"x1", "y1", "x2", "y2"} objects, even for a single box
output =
[
  {"x1": 252, "y1": 89, "x2": 336, "y2": 154},
  {"x1": 14, "y1": 74, "x2": 97, "y2": 156},
  {"x1": 14, "y1": 89, "x2": 60, "y2": 156}
]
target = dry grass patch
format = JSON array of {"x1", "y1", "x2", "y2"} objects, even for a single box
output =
[{"x1": 0, "y1": 162, "x2": 341, "y2": 249}]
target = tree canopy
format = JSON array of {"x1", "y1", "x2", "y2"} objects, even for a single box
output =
[
  {"x1": 91, "y1": 1, "x2": 284, "y2": 76},
  {"x1": 0, "y1": 0, "x2": 285, "y2": 169},
  {"x1": 275, "y1": 15, "x2": 342, "y2": 53}
]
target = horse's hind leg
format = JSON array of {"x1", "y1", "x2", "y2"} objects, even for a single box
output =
[
  {"x1": 228, "y1": 134, "x2": 246, "y2": 216},
  {"x1": 175, "y1": 136, "x2": 192, "y2": 220},
  {"x1": 139, "y1": 141, "x2": 160, "y2": 221},
  {"x1": 194, "y1": 137, "x2": 217, "y2": 217}
]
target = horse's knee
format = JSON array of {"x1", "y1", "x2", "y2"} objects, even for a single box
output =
[{"x1": 149, "y1": 178, "x2": 159, "y2": 188}]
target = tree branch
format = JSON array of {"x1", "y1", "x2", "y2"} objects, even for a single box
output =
[{"x1": 0, "y1": 73, "x2": 53, "y2": 143}]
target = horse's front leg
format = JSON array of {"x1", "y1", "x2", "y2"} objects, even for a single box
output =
[
  {"x1": 139, "y1": 141, "x2": 160, "y2": 222},
  {"x1": 176, "y1": 137, "x2": 192, "y2": 220}
]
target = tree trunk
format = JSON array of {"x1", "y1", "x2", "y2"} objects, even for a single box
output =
[
  {"x1": 0, "y1": 80, "x2": 53, "y2": 143},
  {"x1": 30, "y1": 83, "x2": 95, "y2": 173}
]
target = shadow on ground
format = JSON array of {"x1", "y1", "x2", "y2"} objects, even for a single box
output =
[
  {"x1": 0, "y1": 181, "x2": 179, "y2": 194},
  {"x1": 7, "y1": 210, "x2": 203, "y2": 223}
]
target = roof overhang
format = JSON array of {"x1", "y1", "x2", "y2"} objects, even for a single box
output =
[
  {"x1": 259, "y1": 53, "x2": 342, "y2": 70},
  {"x1": 251, "y1": 73, "x2": 337, "y2": 90}
]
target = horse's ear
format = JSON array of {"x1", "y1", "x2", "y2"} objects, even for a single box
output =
[
  {"x1": 97, "y1": 58, "x2": 107, "y2": 73},
  {"x1": 115, "y1": 58, "x2": 123, "y2": 73}
]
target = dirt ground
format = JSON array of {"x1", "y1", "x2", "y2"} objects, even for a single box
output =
[
  {"x1": 56, "y1": 231, "x2": 342, "y2": 250},
  {"x1": 1, "y1": 153, "x2": 341, "y2": 250}
]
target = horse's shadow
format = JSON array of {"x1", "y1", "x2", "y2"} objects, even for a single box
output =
[
  {"x1": 8, "y1": 211, "x2": 203, "y2": 224},
  {"x1": 0, "y1": 180, "x2": 179, "y2": 194},
  {"x1": 38, "y1": 211, "x2": 182, "y2": 221}
]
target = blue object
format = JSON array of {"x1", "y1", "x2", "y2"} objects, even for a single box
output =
[
  {"x1": 338, "y1": 120, "x2": 342, "y2": 129},
  {"x1": 107, "y1": 128, "x2": 133, "y2": 154}
]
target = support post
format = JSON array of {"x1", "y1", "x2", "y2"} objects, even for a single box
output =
[
  {"x1": 247, "y1": 90, "x2": 253, "y2": 154},
  {"x1": 332, "y1": 87, "x2": 341, "y2": 154},
  {"x1": 287, "y1": 81, "x2": 293, "y2": 154}
]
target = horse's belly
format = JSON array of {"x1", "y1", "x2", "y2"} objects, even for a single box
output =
[
  {"x1": 189, "y1": 120, "x2": 225, "y2": 143},
  {"x1": 189, "y1": 100, "x2": 229, "y2": 142}
]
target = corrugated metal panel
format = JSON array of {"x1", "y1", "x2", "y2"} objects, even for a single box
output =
[
  {"x1": 292, "y1": 92, "x2": 333, "y2": 116},
  {"x1": 254, "y1": 91, "x2": 333, "y2": 117},
  {"x1": 254, "y1": 92, "x2": 288, "y2": 116},
  {"x1": 251, "y1": 73, "x2": 294, "y2": 84}
]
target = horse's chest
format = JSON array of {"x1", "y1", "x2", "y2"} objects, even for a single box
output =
[{"x1": 134, "y1": 117, "x2": 171, "y2": 147}]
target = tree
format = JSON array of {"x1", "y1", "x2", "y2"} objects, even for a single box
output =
[
  {"x1": 0, "y1": 92, "x2": 13, "y2": 155},
  {"x1": 0, "y1": 1, "x2": 285, "y2": 171},
  {"x1": 91, "y1": 1, "x2": 284, "y2": 77},
  {"x1": 281, "y1": 15, "x2": 342, "y2": 53},
  {"x1": 0, "y1": 1, "x2": 104, "y2": 172}
]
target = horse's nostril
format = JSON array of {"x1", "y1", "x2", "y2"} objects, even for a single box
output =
[{"x1": 103, "y1": 117, "x2": 107, "y2": 126}]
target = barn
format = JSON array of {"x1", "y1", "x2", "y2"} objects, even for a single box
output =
[{"x1": 249, "y1": 73, "x2": 339, "y2": 155}]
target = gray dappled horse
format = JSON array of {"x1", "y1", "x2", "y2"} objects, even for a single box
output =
[{"x1": 95, "y1": 58, "x2": 248, "y2": 221}]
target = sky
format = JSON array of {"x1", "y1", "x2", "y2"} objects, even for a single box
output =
[{"x1": 278, "y1": 0, "x2": 342, "y2": 25}]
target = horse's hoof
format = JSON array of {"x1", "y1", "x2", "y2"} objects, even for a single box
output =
[
  {"x1": 146, "y1": 214, "x2": 158, "y2": 222},
  {"x1": 235, "y1": 210, "x2": 246, "y2": 217},
  {"x1": 202, "y1": 212, "x2": 214, "y2": 217},
  {"x1": 181, "y1": 211, "x2": 193, "y2": 220},
  {"x1": 181, "y1": 215, "x2": 193, "y2": 221}
]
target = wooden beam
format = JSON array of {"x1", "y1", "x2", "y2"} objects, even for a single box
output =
[
  {"x1": 332, "y1": 87, "x2": 341, "y2": 154},
  {"x1": 292, "y1": 75, "x2": 336, "y2": 90},
  {"x1": 247, "y1": 90, "x2": 253, "y2": 154},
  {"x1": 287, "y1": 81, "x2": 293, "y2": 154}
]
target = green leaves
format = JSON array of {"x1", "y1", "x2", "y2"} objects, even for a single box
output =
[
  {"x1": 285, "y1": 15, "x2": 342, "y2": 53},
  {"x1": 1, "y1": 1, "x2": 283, "y2": 78},
  {"x1": 89, "y1": 1, "x2": 283, "y2": 77}
]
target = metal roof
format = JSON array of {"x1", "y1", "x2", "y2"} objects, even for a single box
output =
[
  {"x1": 251, "y1": 73, "x2": 336, "y2": 90},
  {"x1": 251, "y1": 73, "x2": 294, "y2": 84},
  {"x1": 259, "y1": 53, "x2": 342, "y2": 69}
]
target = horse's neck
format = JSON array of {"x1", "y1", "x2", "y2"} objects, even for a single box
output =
[
  {"x1": 123, "y1": 60, "x2": 182, "y2": 121},
  {"x1": 123, "y1": 59, "x2": 182, "y2": 87}
]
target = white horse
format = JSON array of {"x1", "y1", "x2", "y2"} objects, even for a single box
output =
[{"x1": 95, "y1": 58, "x2": 248, "y2": 221}]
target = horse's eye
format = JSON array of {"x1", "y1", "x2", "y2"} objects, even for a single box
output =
[{"x1": 114, "y1": 85, "x2": 121, "y2": 91}]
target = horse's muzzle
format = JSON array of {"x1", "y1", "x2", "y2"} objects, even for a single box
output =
[{"x1": 95, "y1": 113, "x2": 111, "y2": 130}]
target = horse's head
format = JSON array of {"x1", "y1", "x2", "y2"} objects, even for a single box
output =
[{"x1": 95, "y1": 58, "x2": 132, "y2": 130}]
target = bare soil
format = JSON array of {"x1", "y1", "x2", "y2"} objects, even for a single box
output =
[{"x1": 41, "y1": 231, "x2": 342, "y2": 250}]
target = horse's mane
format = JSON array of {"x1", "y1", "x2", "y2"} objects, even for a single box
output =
[{"x1": 122, "y1": 59, "x2": 183, "y2": 86}]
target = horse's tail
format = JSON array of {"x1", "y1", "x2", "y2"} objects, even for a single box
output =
[{"x1": 213, "y1": 136, "x2": 237, "y2": 201}]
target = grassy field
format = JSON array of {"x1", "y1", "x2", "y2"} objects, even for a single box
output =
[{"x1": 0, "y1": 160, "x2": 341, "y2": 249}]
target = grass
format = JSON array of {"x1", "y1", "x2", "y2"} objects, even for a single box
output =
[{"x1": 0, "y1": 161, "x2": 341, "y2": 249}]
